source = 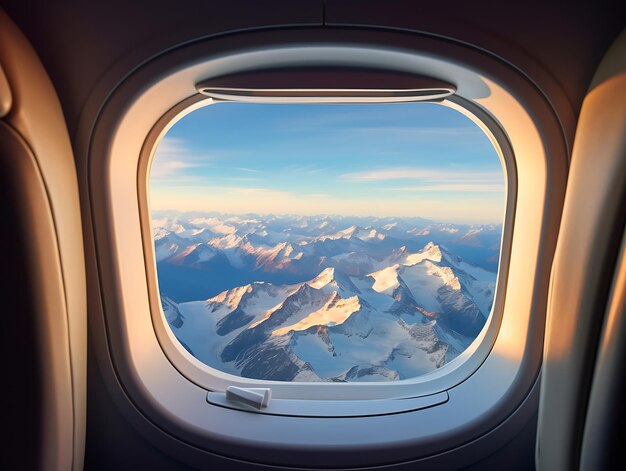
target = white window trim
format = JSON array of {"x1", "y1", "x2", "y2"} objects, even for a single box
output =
[
  {"x1": 84, "y1": 28, "x2": 568, "y2": 468},
  {"x1": 138, "y1": 92, "x2": 516, "y2": 405}
]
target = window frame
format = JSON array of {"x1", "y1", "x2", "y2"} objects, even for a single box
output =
[
  {"x1": 138, "y1": 92, "x2": 517, "y2": 403},
  {"x1": 83, "y1": 27, "x2": 568, "y2": 468}
]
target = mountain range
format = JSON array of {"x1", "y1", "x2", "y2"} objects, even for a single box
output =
[
  {"x1": 153, "y1": 212, "x2": 501, "y2": 303},
  {"x1": 153, "y1": 212, "x2": 501, "y2": 382}
]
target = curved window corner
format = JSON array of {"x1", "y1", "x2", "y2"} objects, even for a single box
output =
[{"x1": 87, "y1": 30, "x2": 567, "y2": 468}]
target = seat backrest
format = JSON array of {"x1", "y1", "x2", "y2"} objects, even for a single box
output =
[
  {"x1": 537, "y1": 29, "x2": 626, "y2": 471},
  {"x1": 0, "y1": 9, "x2": 87, "y2": 471}
]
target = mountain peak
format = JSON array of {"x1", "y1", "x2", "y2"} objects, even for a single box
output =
[
  {"x1": 315, "y1": 225, "x2": 386, "y2": 242},
  {"x1": 308, "y1": 267, "x2": 336, "y2": 289},
  {"x1": 271, "y1": 293, "x2": 361, "y2": 337},
  {"x1": 401, "y1": 242, "x2": 442, "y2": 267},
  {"x1": 423, "y1": 261, "x2": 461, "y2": 291},
  {"x1": 422, "y1": 242, "x2": 442, "y2": 258},
  {"x1": 369, "y1": 264, "x2": 401, "y2": 293},
  {"x1": 205, "y1": 284, "x2": 252, "y2": 311}
]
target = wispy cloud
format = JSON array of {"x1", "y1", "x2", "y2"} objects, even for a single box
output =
[
  {"x1": 150, "y1": 184, "x2": 504, "y2": 223},
  {"x1": 340, "y1": 167, "x2": 502, "y2": 183},
  {"x1": 151, "y1": 160, "x2": 200, "y2": 178},
  {"x1": 220, "y1": 177, "x2": 260, "y2": 182},
  {"x1": 225, "y1": 187, "x2": 294, "y2": 199},
  {"x1": 391, "y1": 184, "x2": 504, "y2": 192},
  {"x1": 235, "y1": 167, "x2": 263, "y2": 173},
  {"x1": 288, "y1": 165, "x2": 330, "y2": 175},
  {"x1": 346, "y1": 126, "x2": 483, "y2": 138},
  {"x1": 151, "y1": 137, "x2": 204, "y2": 179}
]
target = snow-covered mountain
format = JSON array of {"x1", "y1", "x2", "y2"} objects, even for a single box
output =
[
  {"x1": 152, "y1": 212, "x2": 502, "y2": 303},
  {"x1": 159, "y1": 231, "x2": 498, "y2": 382}
]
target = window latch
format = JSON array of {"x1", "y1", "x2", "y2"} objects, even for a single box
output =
[{"x1": 225, "y1": 386, "x2": 272, "y2": 410}]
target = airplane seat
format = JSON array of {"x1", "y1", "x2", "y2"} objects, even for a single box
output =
[
  {"x1": 537, "y1": 29, "x2": 626, "y2": 471},
  {"x1": 0, "y1": 9, "x2": 86, "y2": 471}
]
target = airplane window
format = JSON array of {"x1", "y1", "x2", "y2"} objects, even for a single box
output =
[{"x1": 149, "y1": 102, "x2": 505, "y2": 383}]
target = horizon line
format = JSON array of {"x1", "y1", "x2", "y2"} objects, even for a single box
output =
[{"x1": 150, "y1": 208, "x2": 503, "y2": 226}]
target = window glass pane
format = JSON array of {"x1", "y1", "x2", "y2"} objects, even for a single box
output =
[{"x1": 151, "y1": 102, "x2": 505, "y2": 382}]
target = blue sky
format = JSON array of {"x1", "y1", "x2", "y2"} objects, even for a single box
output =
[{"x1": 150, "y1": 102, "x2": 505, "y2": 223}]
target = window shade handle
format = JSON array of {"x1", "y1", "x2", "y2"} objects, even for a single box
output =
[
  {"x1": 197, "y1": 67, "x2": 456, "y2": 103},
  {"x1": 225, "y1": 386, "x2": 272, "y2": 410}
]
